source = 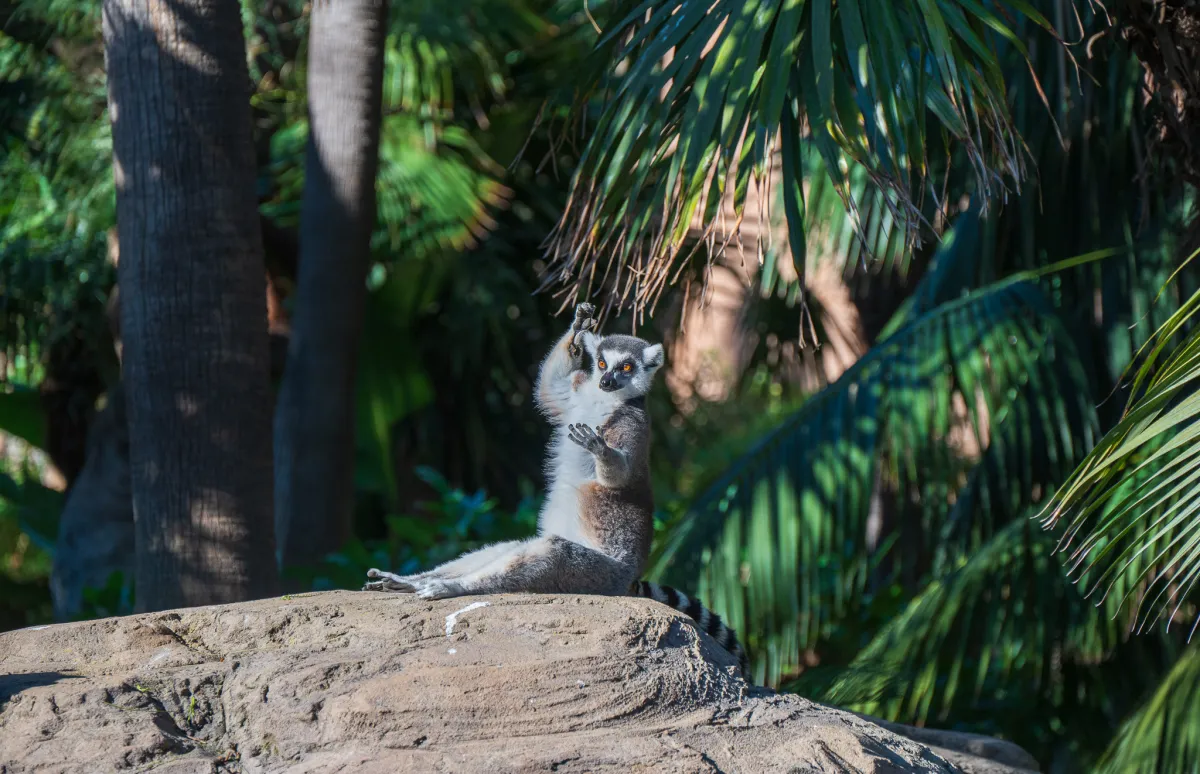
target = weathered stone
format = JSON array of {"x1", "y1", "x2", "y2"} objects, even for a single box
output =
[{"x1": 0, "y1": 591, "x2": 1037, "y2": 773}]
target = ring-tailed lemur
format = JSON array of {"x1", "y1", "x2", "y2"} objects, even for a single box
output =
[{"x1": 364, "y1": 303, "x2": 748, "y2": 674}]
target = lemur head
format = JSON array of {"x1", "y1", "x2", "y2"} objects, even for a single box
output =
[{"x1": 582, "y1": 333, "x2": 665, "y2": 398}]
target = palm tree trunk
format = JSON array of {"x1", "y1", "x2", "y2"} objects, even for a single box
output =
[
  {"x1": 103, "y1": 0, "x2": 276, "y2": 611},
  {"x1": 274, "y1": 0, "x2": 387, "y2": 574}
]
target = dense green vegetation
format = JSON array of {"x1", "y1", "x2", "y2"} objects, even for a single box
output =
[{"x1": 3, "y1": 0, "x2": 1200, "y2": 771}]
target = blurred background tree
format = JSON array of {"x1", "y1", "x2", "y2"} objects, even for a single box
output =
[
  {"x1": 2, "y1": 0, "x2": 1199, "y2": 771},
  {"x1": 273, "y1": 0, "x2": 388, "y2": 581}
]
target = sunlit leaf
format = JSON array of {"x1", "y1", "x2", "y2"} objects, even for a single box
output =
[{"x1": 1042, "y1": 266, "x2": 1200, "y2": 637}]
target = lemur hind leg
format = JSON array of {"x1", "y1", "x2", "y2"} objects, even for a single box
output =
[
  {"x1": 396, "y1": 536, "x2": 635, "y2": 600},
  {"x1": 363, "y1": 540, "x2": 524, "y2": 591}
]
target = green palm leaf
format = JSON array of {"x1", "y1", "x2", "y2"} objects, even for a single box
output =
[
  {"x1": 545, "y1": 0, "x2": 1060, "y2": 317},
  {"x1": 1095, "y1": 642, "x2": 1200, "y2": 774},
  {"x1": 814, "y1": 518, "x2": 1120, "y2": 726},
  {"x1": 1041, "y1": 267, "x2": 1200, "y2": 637},
  {"x1": 383, "y1": 0, "x2": 550, "y2": 129},
  {"x1": 649, "y1": 211, "x2": 1099, "y2": 686},
  {"x1": 375, "y1": 117, "x2": 513, "y2": 256},
  {"x1": 803, "y1": 511, "x2": 1176, "y2": 763}
]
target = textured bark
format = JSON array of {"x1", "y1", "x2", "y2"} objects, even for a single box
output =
[
  {"x1": 103, "y1": 0, "x2": 276, "y2": 610},
  {"x1": 50, "y1": 382, "x2": 134, "y2": 621},
  {"x1": 274, "y1": 0, "x2": 387, "y2": 573}
]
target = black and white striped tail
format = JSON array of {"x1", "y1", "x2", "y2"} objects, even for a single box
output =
[{"x1": 630, "y1": 580, "x2": 749, "y2": 676}]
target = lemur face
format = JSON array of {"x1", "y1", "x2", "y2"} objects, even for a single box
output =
[{"x1": 585, "y1": 334, "x2": 665, "y2": 397}]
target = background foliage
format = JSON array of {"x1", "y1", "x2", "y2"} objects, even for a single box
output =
[{"x1": 3, "y1": 1, "x2": 1200, "y2": 772}]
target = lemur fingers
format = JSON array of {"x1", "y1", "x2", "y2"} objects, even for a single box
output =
[
  {"x1": 567, "y1": 423, "x2": 606, "y2": 453},
  {"x1": 573, "y1": 302, "x2": 596, "y2": 326}
]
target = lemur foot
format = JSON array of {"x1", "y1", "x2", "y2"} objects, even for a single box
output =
[
  {"x1": 412, "y1": 578, "x2": 467, "y2": 600},
  {"x1": 362, "y1": 568, "x2": 419, "y2": 592},
  {"x1": 567, "y1": 423, "x2": 607, "y2": 454},
  {"x1": 363, "y1": 570, "x2": 468, "y2": 599}
]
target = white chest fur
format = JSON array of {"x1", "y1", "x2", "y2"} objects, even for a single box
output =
[{"x1": 538, "y1": 388, "x2": 620, "y2": 549}]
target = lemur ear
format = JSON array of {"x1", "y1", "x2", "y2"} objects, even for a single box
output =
[{"x1": 641, "y1": 343, "x2": 664, "y2": 370}]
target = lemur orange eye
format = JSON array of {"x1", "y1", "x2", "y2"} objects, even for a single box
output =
[
  {"x1": 598, "y1": 359, "x2": 607, "y2": 370},
  {"x1": 623, "y1": 363, "x2": 632, "y2": 372}
]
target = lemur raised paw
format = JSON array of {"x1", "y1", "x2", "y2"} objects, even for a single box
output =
[
  {"x1": 573, "y1": 302, "x2": 596, "y2": 328},
  {"x1": 567, "y1": 423, "x2": 608, "y2": 454},
  {"x1": 568, "y1": 303, "x2": 597, "y2": 358}
]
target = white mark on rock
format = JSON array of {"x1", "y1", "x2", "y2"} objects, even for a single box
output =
[
  {"x1": 147, "y1": 647, "x2": 173, "y2": 666},
  {"x1": 448, "y1": 648, "x2": 457, "y2": 655},
  {"x1": 445, "y1": 601, "x2": 490, "y2": 638},
  {"x1": 25, "y1": 625, "x2": 49, "y2": 631}
]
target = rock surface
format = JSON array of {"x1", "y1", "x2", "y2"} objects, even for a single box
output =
[{"x1": 0, "y1": 591, "x2": 1038, "y2": 773}]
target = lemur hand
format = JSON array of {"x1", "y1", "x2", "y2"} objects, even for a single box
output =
[
  {"x1": 573, "y1": 302, "x2": 596, "y2": 331},
  {"x1": 567, "y1": 423, "x2": 608, "y2": 455},
  {"x1": 569, "y1": 302, "x2": 597, "y2": 358}
]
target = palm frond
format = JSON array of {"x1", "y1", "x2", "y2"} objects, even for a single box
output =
[
  {"x1": 1041, "y1": 268, "x2": 1200, "y2": 638},
  {"x1": 375, "y1": 118, "x2": 513, "y2": 256},
  {"x1": 648, "y1": 211, "x2": 1099, "y2": 686},
  {"x1": 544, "y1": 0, "x2": 1062, "y2": 318},
  {"x1": 714, "y1": 1, "x2": 1193, "y2": 360},
  {"x1": 815, "y1": 518, "x2": 1117, "y2": 725},
  {"x1": 799, "y1": 148, "x2": 919, "y2": 284},
  {"x1": 803, "y1": 511, "x2": 1180, "y2": 764},
  {"x1": 384, "y1": 0, "x2": 551, "y2": 129},
  {"x1": 1095, "y1": 643, "x2": 1200, "y2": 774}
]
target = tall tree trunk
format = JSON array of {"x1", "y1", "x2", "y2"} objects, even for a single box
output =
[
  {"x1": 103, "y1": 0, "x2": 276, "y2": 611},
  {"x1": 274, "y1": 0, "x2": 387, "y2": 575}
]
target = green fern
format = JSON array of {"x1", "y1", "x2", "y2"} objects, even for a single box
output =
[{"x1": 0, "y1": 14, "x2": 114, "y2": 388}]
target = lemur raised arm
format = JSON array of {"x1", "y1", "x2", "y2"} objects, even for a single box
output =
[{"x1": 364, "y1": 303, "x2": 749, "y2": 674}]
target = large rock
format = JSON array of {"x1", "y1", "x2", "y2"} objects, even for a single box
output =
[{"x1": 0, "y1": 591, "x2": 1036, "y2": 773}]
